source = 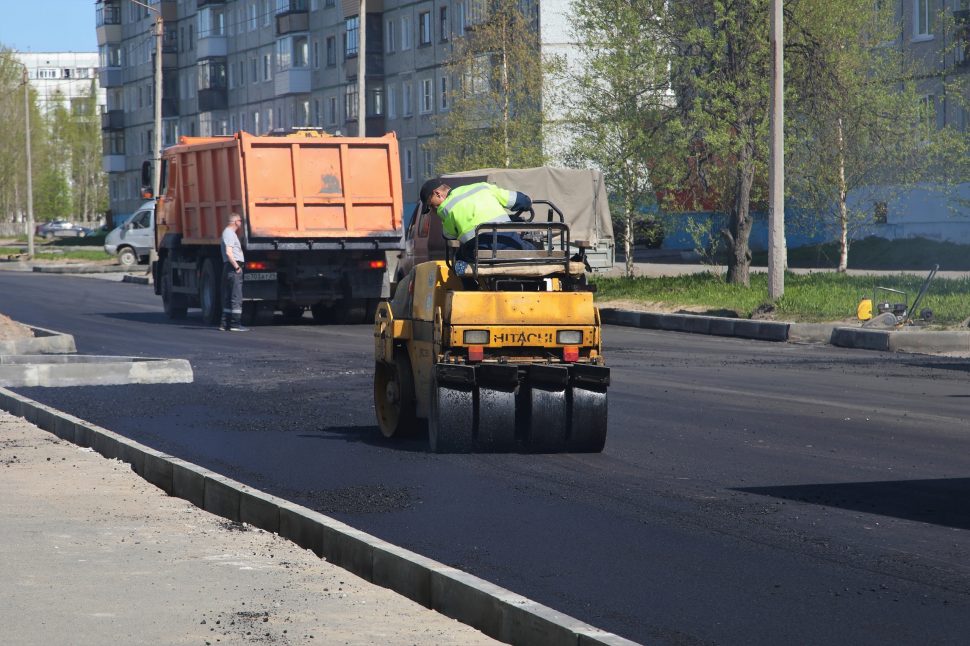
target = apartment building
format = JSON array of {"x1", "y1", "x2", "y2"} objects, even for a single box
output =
[
  {"x1": 16, "y1": 52, "x2": 104, "y2": 115},
  {"x1": 96, "y1": 0, "x2": 573, "y2": 216}
]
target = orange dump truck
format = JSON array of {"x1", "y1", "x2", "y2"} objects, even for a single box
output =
[{"x1": 148, "y1": 130, "x2": 403, "y2": 324}]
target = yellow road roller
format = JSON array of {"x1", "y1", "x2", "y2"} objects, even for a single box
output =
[{"x1": 373, "y1": 206, "x2": 609, "y2": 453}]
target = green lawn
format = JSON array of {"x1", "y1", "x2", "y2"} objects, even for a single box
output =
[
  {"x1": 26, "y1": 249, "x2": 112, "y2": 262},
  {"x1": 593, "y1": 271, "x2": 970, "y2": 325}
]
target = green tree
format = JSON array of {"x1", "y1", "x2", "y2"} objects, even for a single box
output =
[
  {"x1": 664, "y1": 0, "x2": 772, "y2": 286},
  {"x1": 426, "y1": 0, "x2": 547, "y2": 174},
  {"x1": 784, "y1": 0, "x2": 955, "y2": 272},
  {"x1": 563, "y1": 0, "x2": 671, "y2": 277}
]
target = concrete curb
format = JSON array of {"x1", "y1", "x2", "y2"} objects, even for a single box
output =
[
  {"x1": 599, "y1": 308, "x2": 790, "y2": 343},
  {"x1": 0, "y1": 355, "x2": 193, "y2": 387},
  {"x1": 600, "y1": 307, "x2": 970, "y2": 355},
  {"x1": 122, "y1": 274, "x2": 152, "y2": 285},
  {"x1": 32, "y1": 264, "x2": 129, "y2": 274},
  {"x1": 0, "y1": 325, "x2": 76, "y2": 355},
  {"x1": 0, "y1": 387, "x2": 639, "y2": 646}
]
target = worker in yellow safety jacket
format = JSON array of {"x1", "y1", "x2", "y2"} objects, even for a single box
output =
[{"x1": 419, "y1": 178, "x2": 533, "y2": 262}]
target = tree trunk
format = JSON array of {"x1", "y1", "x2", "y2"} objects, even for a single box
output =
[
  {"x1": 624, "y1": 207, "x2": 634, "y2": 278},
  {"x1": 724, "y1": 142, "x2": 755, "y2": 286},
  {"x1": 501, "y1": 25, "x2": 510, "y2": 168},
  {"x1": 836, "y1": 117, "x2": 849, "y2": 273}
]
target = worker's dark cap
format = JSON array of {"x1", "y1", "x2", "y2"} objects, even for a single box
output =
[{"x1": 419, "y1": 178, "x2": 443, "y2": 214}]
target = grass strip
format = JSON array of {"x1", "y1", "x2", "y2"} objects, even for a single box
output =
[{"x1": 593, "y1": 271, "x2": 970, "y2": 325}]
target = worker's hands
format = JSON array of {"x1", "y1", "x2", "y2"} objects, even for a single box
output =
[{"x1": 234, "y1": 265, "x2": 242, "y2": 274}]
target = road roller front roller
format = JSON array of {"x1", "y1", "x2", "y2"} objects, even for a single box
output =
[{"x1": 373, "y1": 210, "x2": 609, "y2": 453}]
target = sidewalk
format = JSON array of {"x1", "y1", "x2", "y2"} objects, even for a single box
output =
[{"x1": 0, "y1": 409, "x2": 498, "y2": 646}]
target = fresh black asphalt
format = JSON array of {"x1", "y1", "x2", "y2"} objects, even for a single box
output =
[{"x1": 3, "y1": 271, "x2": 970, "y2": 645}]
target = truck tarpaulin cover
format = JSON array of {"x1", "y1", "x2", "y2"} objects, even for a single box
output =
[{"x1": 440, "y1": 167, "x2": 614, "y2": 246}]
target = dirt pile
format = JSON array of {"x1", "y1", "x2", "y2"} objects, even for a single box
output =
[{"x1": 0, "y1": 313, "x2": 33, "y2": 342}]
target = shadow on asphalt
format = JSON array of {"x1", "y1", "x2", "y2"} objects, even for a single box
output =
[
  {"x1": 101, "y1": 311, "x2": 210, "y2": 327},
  {"x1": 298, "y1": 425, "x2": 430, "y2": 453},
  {"x1": 737, "y1": 478, "x2": 970, "y2": 530}
]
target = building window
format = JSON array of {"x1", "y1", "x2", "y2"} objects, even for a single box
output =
[
  {"x1": 251, "y1": 57, "x2": 258, "y2": 84},
  {"x1": 419, "y1": 11, "x2": 431, "y2": 45},
  {"x1": 402, "y1": 81, "x2": 413, "y2": 116},
  {"x1": 367, "y1": 87, "x2": 384, "y2": 116},
  {"x1": 326, "y1": 36, "x2": 336, "y2": 66},
  {"x1": 325, "y1": 0, "x2": 335, "y2": 7},
  {"x1": 106, "y1": 131, "x2": 125, "y2": 155},
  {"x1": 250, "y1": 3, "x2": 259, "y2": 31},
  {"x1": 914, "y1": 0, "x2": 933, "y2": 39},
  {"x1": 100, "y1": 44, "x2": 122, "y2": 68},
  {"x1": 277, "y1": 35, "x2": 307, "y2": 69},
  {"x1": 345, "y1": 16, "x2": 360, "y2": 58},
  {"x1": 403, "y1": 148, "x2": 413, "y2": 182},
  {"x1": 314, "y1": 98, "x2": 321, "y2": 125},
  {"x1": 401, "y1": 15, "x2": 412, "y2": 50},
  {"x1": 327, "y1": 96, "x2": 337, "y2": 125},
  {"x1": 420, "y1": 78, "x2": 433, "y2": 113},
  {"x1": 197, "y1": 59, "x2": 227, "y2": 90},
  {"x1": 439, "y1": 6, "x2": 449, "y2": 41},
  {"x1": 439, "y1": 75, "x2": 449, "y2": 110},
  {"x1": 387, "y1": 83, "x2": 397, "y2": 119},
  {"x1": 198, "y1": 6, "x2": 226, "y2": 38},
  {"x1": 345, "y1": 84, "x2": 359, "y2": 120},
  {"x1": 421, "y1": 148, "x2": 434, "y2": 179},
  {"x1": 313, "y1": 40, "x2": 320, "y2": 68},
  {"x1": 457, "y1": 2, "x2": 466, "y2": 33},
  {"x1": 386, "y1": 19, "x2": 396, "y2": 52},
  {"x1": 238, "y1": 60, "x2": 246, "y2": 85}
]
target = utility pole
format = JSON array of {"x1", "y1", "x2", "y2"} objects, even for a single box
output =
[
  {"x1": 768, "y1": 0, "x2": 786, "y2": 299},
  {"x1": 130, "y1": 0, "x2": 164, "y2": 198},
  {"x1": 22, "y1": 65, "x2": 34, "y2": 260},
  {"x1": 358, "y1": 0, "x2": 366, "y2": 137}
]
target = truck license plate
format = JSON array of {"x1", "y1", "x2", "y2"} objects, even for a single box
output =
[{"x1": 244, "y1": 272, "x2": 277, "y2": 281}]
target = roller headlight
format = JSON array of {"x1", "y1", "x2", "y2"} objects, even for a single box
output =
[
  {"x1": 463, "y1": 330, "x2": 490, "y2": 344},
  {"x1": 556, "y1": 330, "x2": 583, "y2": 345}
]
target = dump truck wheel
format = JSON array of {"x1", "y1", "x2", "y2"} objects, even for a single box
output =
[
  {"x1": 199, "y1": 259, "x2": 222, "y2": 325},
  {"x1": 161, "y1": 261, "x2": 187, "y2": 319},
  {"x1": 310, "y1": 302, "x2": 332, "y2": 324},
  {"x1": 374, "y1": 350, "x2": 417, "y2": 438},
  {"x1": 567, "y1": 388, "x2": 608, "y2": 453},
  {"x1": 429, "y1": 381, "x2": 474, "y2": 453},
  {"x1": 282, "y1": 305, "x2": 304, "y2": 322}
]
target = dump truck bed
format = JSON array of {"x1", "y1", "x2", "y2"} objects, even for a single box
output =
[{"x1": 159, "y1": 131, "x2": 403, "y2": 250}]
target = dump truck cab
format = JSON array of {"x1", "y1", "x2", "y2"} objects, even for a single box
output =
[{"x1": 374, "y1": 201, "x2": 609, "y2": 453}]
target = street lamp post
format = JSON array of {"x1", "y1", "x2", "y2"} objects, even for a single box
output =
[
  {"x1": 129, "y1": 0, "x2": 164, "y2": 199},
  {"x1": 358, "y1": 0, "x2": 366, "y2": 137},
  {"x1": 22, "y1": 65, "x2": 34, "y2": 260},
  {"x1": 768, "y1": 0, "x2": 786, "y2": 299}
]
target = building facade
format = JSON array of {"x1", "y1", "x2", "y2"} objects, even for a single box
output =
[
  {"x1": 16, "y1": 52, "x2": 104, "y2": 115},
  {"x1": 96, "y1": 0, "x2": 573, "y2": 217}
]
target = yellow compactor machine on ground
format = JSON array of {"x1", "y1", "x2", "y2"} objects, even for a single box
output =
[{"x1": 373, "y1": 202, "x2": 610, "y2": 453}]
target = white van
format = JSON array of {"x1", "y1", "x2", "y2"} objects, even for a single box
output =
[{"x1": 104, "y1": 202, "x2": 154, "y2": 267}]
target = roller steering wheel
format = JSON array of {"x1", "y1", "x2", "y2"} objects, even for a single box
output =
[{"x1": 511, "y1": 207, "x2": 535, "y2": 222}]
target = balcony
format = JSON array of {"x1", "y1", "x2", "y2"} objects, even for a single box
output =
[
  {"x1": 197, "y1": 0, "x2": 226, "y2": 6},
  {"x1": 274, "y1": 68, "x2": 311, "y2": 96},
  {"x1": 198, "y1": 88, "x2": 228, "y2": 112},
  {"x1": 97, "y1": 23, "x2": 121, "y2": 45},
  {"x1": 99, "y1": 67, "x2": 123, "y2": 88},
  {"x1": 101, "y1": 109, "x2": 124, "y2": 130},
  {"x1": 103, "y1": 154, "x2": 126, "y2": 173},
  {"x1": 197, "y1": 35, "x2": 228, "y2": 59},
  {"x1": 276, "y1": 12, "x2": 310, "y2": 36}
]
